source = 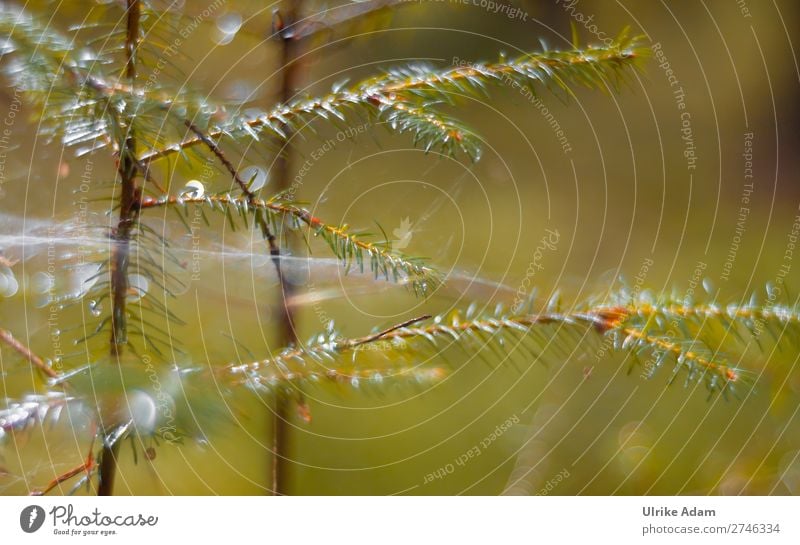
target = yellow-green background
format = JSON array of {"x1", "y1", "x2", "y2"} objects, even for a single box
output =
[{"x1": 0, "y1": 0, "x2": 799, "y2": 495}]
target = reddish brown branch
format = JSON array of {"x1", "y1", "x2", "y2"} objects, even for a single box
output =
[
  {"x1": 31, "y1": 452, "x2": 95, "y2": 496},
  {"x1": 0, "y1": 328, "x2": 58, "y2": 379}
]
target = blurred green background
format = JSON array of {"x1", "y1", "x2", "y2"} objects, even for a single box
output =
[{"x1": 1, "y1": 0, "x2": 799, "y2": 495}]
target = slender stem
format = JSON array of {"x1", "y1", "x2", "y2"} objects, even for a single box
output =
[
  {"x1": 0, "y1": 328, "x2": 58, "y2": 378},
  {"x1": 123, "y1": 0, "x2": 139, "y2": 80},
  {"x1": 183, "y1": 114, "x2": 297, "y2": 495},
  {"x1": 97, "y1": 442, "x2": 120, "y2": 496},
  {"x1": 182, "y1": 121, "x2": 296, "y2": 339},
  {"x1": 104, "y1": 0, "x2": 140, "y2": 496},
  {"x1": 31, "y1": 448, "x2": 95, "y2": 496},
  {"x1": 272, "y1": 394, "x2": 290, "y2": 495},
  {"x1": 110, "y1": 0, "x2": 141, "y2": 356},
  {"x1": 348, "y1": 314, "x2": 431, "y2": 348},
  {"x1": 139, "y1": 194, "x2": 439, "y2": 287},
  {"x1": 270, "y1": 1, "x2": 302, "y2": 495}
]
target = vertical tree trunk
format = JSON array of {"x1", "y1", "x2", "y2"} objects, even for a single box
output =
[
  {"x1": 270, "y1": 0, "x2": 302, "y2": 496},
  {"x1": 102, "y1": 0, "x2": 141, "y2": 496}
]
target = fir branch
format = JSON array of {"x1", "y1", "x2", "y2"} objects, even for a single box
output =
[
  {"x1": 0, "y1": 393, "x2": 74, "y2": 441},
  {"x1": 615, "y1": 325, "x2": 740, "y2": 383},
  {"x1": 3, "y1": 9, "x2": 644, "y2": 165},
  {"x1": 226, "y1": 303, "x2": 744, "y2": 397},
  {"x1": 0, "y1": 8, "x2": 224, "y2": 164},
  {"x1": 139, "y1": 193, "x2": 441, "y2": 295},
  {"x1": 137, "y1": 30, "x2": 647, "y2": 164},
  {"x1": 600, "y1": 301, "x2": 800, "y2": 328},
  {"x1": 30, "y1": 450, "x2": 96, "y2": 497}
]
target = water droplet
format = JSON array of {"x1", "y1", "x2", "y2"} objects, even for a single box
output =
[
  {"x1": 31, "y1": 271, "x2": 54, "y2": 294},
  {"x1": 127, "y1": 274, "x2": 149, "y2": 302},
  {"x1": 89, "y1": 300, "x2": 102, "y2": 317},
  {"x1": 214, "y1": 29, "x2": 236, "y2": 46},
  {"x1": 181, "y1": 180, "x2": 205, "y2": 199},
  {"x1": 216, "y1": 12, "x2": 242, "y2": 34},
  {"x1": 702, "y1": 277, "x2": 716, "y2": 296},
  {"x1": 766, "y1": 281, "x2": 778, "y2": 300},
  {"x1": 127, "y1": 390, "x2": 158, "y2": 434},
  {"x1": 0, "y1": 273, "x2": 18, "y2": 298},
  {"x1": 240, "y1": 165, "x2": 268, "y2": 192}
]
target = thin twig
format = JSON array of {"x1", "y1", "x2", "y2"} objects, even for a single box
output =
[
  {"x1": 31, "y1": 449, "x2": 95, "y2": 496},
  {"x1": 183, "y1": 120, "x2": 252, "y2": 196},
  {"x1": 139, "y1": 194, "x2": 438, "y2": 285},
  {"x1": 347, "y1": 314, "x2": 431, "y2": 348},
  {"x1": 0, "y1": 328, "x2": 58, "y2": 378},
  {"x1": 183, "y1": 114, "x2": 298, "y2": 496},
  {"x1": 182, "y1": 121, "x2": 295, "y2": 337}
]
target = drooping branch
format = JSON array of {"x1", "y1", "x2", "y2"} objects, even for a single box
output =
[
  {"x1": 225, "y1": 303, "x2": 747, "y2": 397},
  {"x1": 139, "y1": 193, "x2": 441, "y2": 295},
  {"x1": 1, "y1": 11, "x2": 646, "y2": 168},
  {"x1": 137, "y1": 30, "x2": 647, "y2": 164}
]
